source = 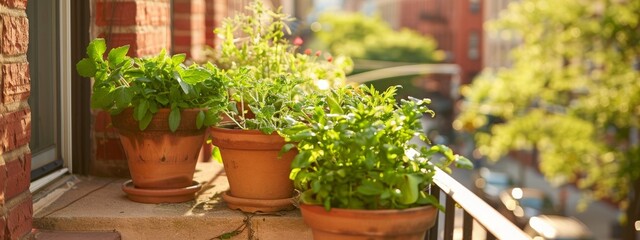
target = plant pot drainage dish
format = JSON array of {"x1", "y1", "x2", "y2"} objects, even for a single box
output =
[
  {"x1": 77, "y1": 39, "x2": 227, "y2": 204},
  {"x1": 122, "y1": 180, "x2": 202, "y2": 203}
]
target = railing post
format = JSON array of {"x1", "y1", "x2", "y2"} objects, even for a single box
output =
[
  {"x1": 463, "y1": 211, "x2": 473, "y2": 239},
  {"x1": 427, "y1": 185, "x2": 441, "y2": 240},
  {"x1": 432, "y1": 167, "x2": 531, "y2": 240},
  {"x1": 444, "y1": 195, "x2": 455, "y2": 240}
]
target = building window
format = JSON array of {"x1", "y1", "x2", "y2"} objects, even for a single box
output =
[
  {"x1": 28, "y1": 0, "x2": 73, "y2": 192},
  {"x1": 470, "y1": 0, "x2": 480, "y2": 13},
  {"x1": 468, "y1": 32, "x2": 479, "y2": 60}
]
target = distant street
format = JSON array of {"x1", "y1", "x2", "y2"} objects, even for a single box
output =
[{"x1": 450, "y1": 158, "x2": 620, "y2": 240}]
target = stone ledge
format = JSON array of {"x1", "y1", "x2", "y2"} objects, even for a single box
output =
[{"x1": 32, "y1": 162, "x2": 311, "y2": 240}]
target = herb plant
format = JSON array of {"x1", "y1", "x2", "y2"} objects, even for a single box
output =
[
  {"x1": 282, "y1": 85, "x2": 472, "y2": 210},
  {"x1": 76, "y1": 38, "x2": 227, "y2": 132},
  {"x1": 213, "y1": 1, "x2": 351, "y2": 134}
]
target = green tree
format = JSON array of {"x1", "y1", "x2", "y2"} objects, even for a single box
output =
[
  {"x1": 457, "y1": 0, "x2": 640, "y2": 238},
  {"x1": 315, "y1": 12, "x2": 443, "y2": 63}
]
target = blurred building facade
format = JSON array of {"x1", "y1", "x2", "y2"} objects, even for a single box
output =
[
  {"x1": 372, "y1": 0, "x2": 484, "y2": 85},
  {"x1": 482, "y1": 0, "x2": 520, "y2": 71}
]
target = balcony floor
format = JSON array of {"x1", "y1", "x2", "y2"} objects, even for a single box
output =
[{"x1": 32, "y1": 162, "x2": 311, "y2": 240}]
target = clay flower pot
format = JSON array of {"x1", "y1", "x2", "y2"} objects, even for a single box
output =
[
  {"x1": 112, "y1": 108, "x2": 207, "y2": 203},
  {"x1": 210, "y1": 127, "x2": 297, "y2": 212},
  {"x1": 299, "y1": 204, "x2": 438, "y2": 240}
]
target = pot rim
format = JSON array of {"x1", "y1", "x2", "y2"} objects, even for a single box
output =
[
  {"x1": 210, "y1": 125, "x2": 281, "y2": 136},
  {"x1": 299, "y1": 203, "x2": 436, "y2": 215}
]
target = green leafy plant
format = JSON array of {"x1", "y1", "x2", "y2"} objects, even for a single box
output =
[
  {"x1": 212, "y1": 1, "x2": 351, "y2": 134},
  {"x1": 76, "y1": 38, "x2": 228, "y2": 132},
  {"x1": 282, "y1": 85, "x2": 472, "y2": 211}
]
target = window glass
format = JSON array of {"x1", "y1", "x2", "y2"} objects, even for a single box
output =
[
  {"x1": 468, "y1": 32, "x2": 479, "y2": 60},
  {"x1": 27, "y1": 0, "x2": 61, "y2": 177}
]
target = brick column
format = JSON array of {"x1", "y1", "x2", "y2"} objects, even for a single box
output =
[
  {"x1": 0, "y1": 0, "x2": 33, "y2": 239},
  {"x1": 91, "y1": 0, "x2": 171, "y2": 177},
  {"x1": 205, "y1": 0, "x2": 227, "y2": 48},
  {"x1": 172, "y1": 0, "x2": 206, "y2": 61}
]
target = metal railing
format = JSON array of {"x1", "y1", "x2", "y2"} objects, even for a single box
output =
[{"x1": 427, "y1": 167, "x2": 532, "y2": 240}]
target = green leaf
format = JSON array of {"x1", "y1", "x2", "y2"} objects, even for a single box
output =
[
  {"x1": 327, "y1": 96, "x2": 344, "y2": 114},
  {"x1": 174, "y1": 71, "x2": 190, "y2": 94},
  {"x1": 203, "y1": 110, "x2": 219, "y2": 126},
  {"x1": 115, "y1": 87, "x2": 133, "y2": 109},
  {"x1": 171, "y1": 54, "x2": 186, "y2": 66},
  {"x1": 279, "y1": 143, "x2": 296, "y2": 157},
  {"x1": 196, "y1": 110, "x2": 205, "y2": 129},
  {"x1": 107, "y1": 45, "x2": 130, "y2": 67},
  {"x1": 289, "y1": 168, "x2": 301, "y2": 180},
  {"x1": 87, "y1": 38, "x2": 106, "y2": 61},
  {"x1": 212, "y1": 146, "x2": 223, "y2": 163},
  {"x1": 135, "y1": 100, "x2": 149, "y2": 121},
  {"x1": 288, "y1": 129, "x2": 315, "y2": 142},
  {"x1": 291, "y1": 151, "x2": 311, "y2": 168},
  {"x1": 91, "y1": 87, "x2": 114, "y2": 109},
  {"x1": 149, "y1": 101, "x2": 158, "y2": 113},
  {"x1": 169, "y1": 107, "x2": 181, "y2": 132},
  {"x1": 454, "y1": 155, "x2": 473, "y2": 169},
  {"x1": 416, "y1": 192, "x2": 444, "y2": 211},
  {"x1": 76, "y1": 58, "x2": 97, "y2": 77},
  {"x1": 356, "y1": 180, "x2": 383, "y2": 196},
  {"x1": 181, "y1": 68, "x2": 211, "y2": 84},
  {"x1": 139, "y1": 112, "x2": 153, "y2": 131},
  {"x1": 398, "y1": 174, "x2": 421, "y2": 204},
  {"x1": 299, "y1": 190, "x2": 321, "y2": 205},
  {"x1": 155, "y1": 95, "x2": 170, "y2": 106}
]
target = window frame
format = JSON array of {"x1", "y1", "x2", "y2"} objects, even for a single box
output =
[{"x1": 29, "y1": 0, "x2": 72, "y2": 192}]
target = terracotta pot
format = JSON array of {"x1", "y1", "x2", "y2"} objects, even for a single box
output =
[
  {"x1": 210, "y1": 127, "x2": 296, "y2": 203},
  {"x1": 112, "y1": 108, "x2": 207, "y2": 190},
  {"x1": 299, "y1": 204, "x2": 438, "y2": 240}
]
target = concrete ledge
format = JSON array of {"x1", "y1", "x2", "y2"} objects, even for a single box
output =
[{"x1": 32, "y1": 162, "x2": 312, "y2": 240}]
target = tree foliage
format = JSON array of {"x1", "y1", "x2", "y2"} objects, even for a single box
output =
[
  {"x1": 457, "y1": 0, "x2": 640, "y2": 236},
  {"x1": 315, "y1": 12, "x2": 443, "y2": 63}
]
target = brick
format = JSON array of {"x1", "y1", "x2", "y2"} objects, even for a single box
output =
[
  {"x1": 2, "y1": 63, "x2": 30, "y2": 104},
  {"x1": 4, "y1": 152, "x2": 30, "y2": 199},
  {"x1": 95, "y1": 1, "x2": 138, "y2": 26},
  {"x1": 96, "y1": 1, "x2": 170, "y2": 27},
  {"x1": 6, "y1": 195, "x2": 32, "y2": 240},
  {"x1": 1, "y1": 16, "x2": 28, "y2": 55},
  {"x1": 0, "y1": 108, "x2": 31, "y2": 153},
  {"x1": 94, "y1": 111, "x2": 117, "y2": 133},
  {"x1": 100, "y1": 31, "x2": 169, "y2": 58},
  {"x1": 90, "y1": 158, "x2": 130, "y2": 178},
  {"x1": 0, "y1": 0, "x2": 27, "y2": 9},
  {"x1": 0, "y1": 217, "x2": 6, "y2": 239},
  {"x1": 96, "y1": 137, "x2": 125, "y2": 161},
  {"x1": 173, "y1": 0, "x2": 205, "y2": 13},
  {"x1": 0, "y1": 162, "x2": 6, "y2": 203}
]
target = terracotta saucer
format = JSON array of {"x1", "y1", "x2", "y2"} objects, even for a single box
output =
[
  {"x1": 121, "y1": 180, "x2": 202, "y2": 204},
  {"x1": 222, "y1": 191, "x2": 297, "y2": 213}
]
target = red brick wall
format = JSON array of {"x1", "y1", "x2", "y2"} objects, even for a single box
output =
[
  {"x1": 173, "y1": 0, "x2": 206, "y2": 60},
  {"x1": 205, "y1": 0, "x2": 228, "y2": 48},
  {"x1": 91, "y1": 0, "x2": 171, "y2": 177},
  {"x1": 0, "y1": 0, "x2": 33, "y2": 238},
  {"x1": 400, "y1": 0, "x2": 483, "y2": 85},
  {"x1": 451, "y1": 0, "x2": 483, "y2": 84}
]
